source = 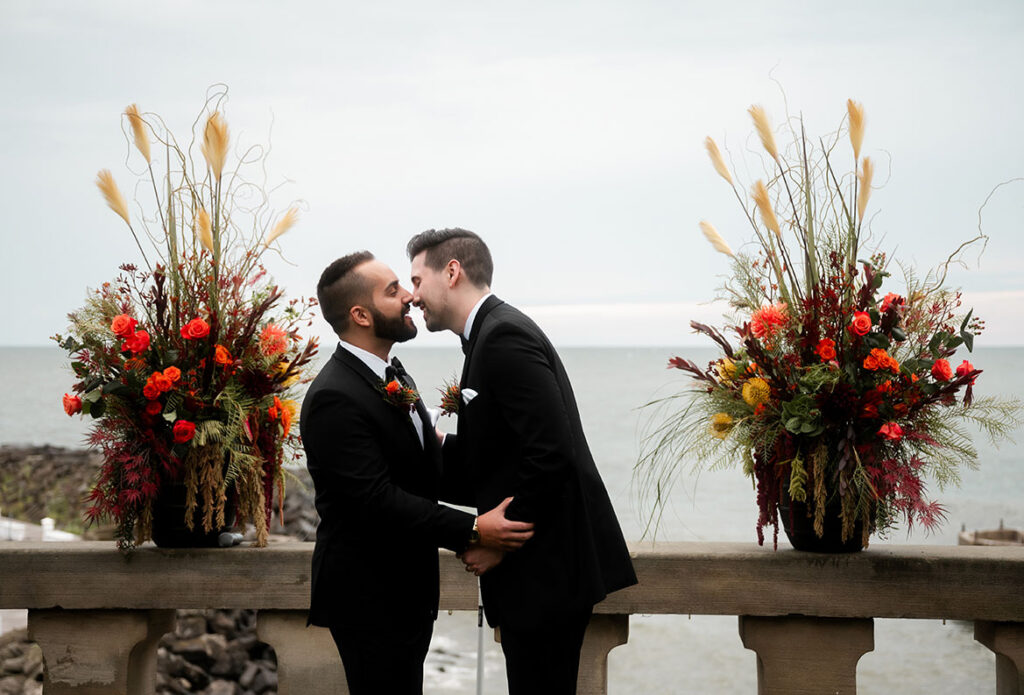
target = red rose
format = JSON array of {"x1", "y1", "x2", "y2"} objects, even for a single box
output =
[
  {"x1": 142, "y1": 382, "x2": 160, "y2": 400},
  {"x1": 110, "y1": 314, "x2": 138, "y2": 339},
  {"x1": 815, "y1": 339, "x2": 836, "y2": 361},
  {"x1": 848, "y1": 311, "x2": 872, "y2": 336},
  {"x1": 931, "y1": 359, "x2": 952, "y2": 382},
  {"x1": 122, "y1": 330, "x2": 150, "y2": 355},
  {"x1": 62, "y1": 393, "x2": 82, "y2": 416},
  {"x1": 956, "y1": 359, "x2": 977, "y2": 385},
  {"x1": 878, "y1": 422, "x2": 904, "y2": 441},
  {"x1": 163, "y1": 366, "x2": 181, "y2": 383},
  {"x1": 145, "y1": 400, "x2": 162, "y2": 415},
  {"x1": 180, "y1": 318, "x2": 210, "y2": 340},
  {"x1": 172, "y1": 420, "x2": 196, "y2": 443}
]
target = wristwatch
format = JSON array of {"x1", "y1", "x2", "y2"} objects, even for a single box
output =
[{"x1": 468, "y1": 517, "x2": 480, "y2": 545}]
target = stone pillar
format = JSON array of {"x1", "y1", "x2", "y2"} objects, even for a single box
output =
[
  {"x1": 975, "y1": 621, "x2": 1024, "y2": 695},
  {"x1": 578, "y1": 614, "x2": 629, "y2": 695},
  {"x1": 256, "y1": 610, "x2": 347, "y2": 695},
  {"x1": 28, "y1": 608, "x2": 173, "y2": 695},
  {"x1": 739, "y1": 615, "x2": 874, "y2": 695},
  {"x1": 493, "y1": 614, "x2": 629, "y2": 695}
]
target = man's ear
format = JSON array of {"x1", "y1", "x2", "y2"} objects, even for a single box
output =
[
  {"x1": 350, "y1": 305, "x2": 372, "y2": 328},
  {"x1": 447, "y1": 260, "x2": 462, "y2": 288}
]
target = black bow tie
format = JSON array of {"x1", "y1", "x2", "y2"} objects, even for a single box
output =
[
  {"x1": 386, "y1": 356, "x2": 408, "y2": 383},
  {"x1": 460, "y1": 336, "x2": 470, "y2": 355}
]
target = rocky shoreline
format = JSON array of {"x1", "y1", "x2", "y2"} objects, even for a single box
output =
[{"x1": 0, "y1": 445, "x2": 320, "y2": 695}]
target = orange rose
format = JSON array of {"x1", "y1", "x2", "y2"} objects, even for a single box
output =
[
  {"x1": 863, "y1": 353, "x2": 879, "y2": 371},
  {"x1": 151, "y1": 373, "x2": 173, "y2": 393},
  {"x1": 110, "y1": 314, "x2": 138, "y2": 338},
  {"x1": 815, "y1": 339, "x2": 836, "y2": 362},
  {"x1": 180, "y1": 318, "x2": 210, "y2": 340},
  {"x1": 142, "y1": 382, "x2": 160, "y2": 400},
  {"x1": 62, "y1": 393, "x2": 82, "y2": 416},
  {"x1": 214, "y1": 344, "x2": 233, "y2": 366},
  {"x1": 385, "y1": 380, "x2": 402, "y2": 395},
  {"x1": 849, "y1": 311, "x2": 872, "y2": 336},
  {"x1": 163, "y1": 366, "x2": 182, "y2": 383}
]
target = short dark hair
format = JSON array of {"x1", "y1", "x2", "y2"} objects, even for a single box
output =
[
  {"x1": 406, "y1": 228, "x2": 493, "y2": 288},
  {"x1": 317, "y1": 251, "x2": 375, "y2": 334}
]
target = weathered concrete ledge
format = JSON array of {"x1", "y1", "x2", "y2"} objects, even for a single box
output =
[{"x1": 2, "y1": 541, "x2": 1021, "y2": 621}]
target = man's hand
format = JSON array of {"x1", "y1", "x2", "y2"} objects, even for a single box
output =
[
  {"x1": 461, "y1": 545, "x2": 505, "y2": 576},
  {"x1": 475, "y1": 497, "x2": 534, "y2": 550}
]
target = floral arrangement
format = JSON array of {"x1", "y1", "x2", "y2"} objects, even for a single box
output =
[
  {"x1": 637, "y1": 99, "x2": 1019, "y2": 549},
  {"x1": 55, "y1": 89, "x2": 318, "y2": 550}
]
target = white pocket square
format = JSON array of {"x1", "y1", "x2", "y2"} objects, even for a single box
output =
[{"x1": 462, "y1": 388, "x2": 479, "y2": 404}]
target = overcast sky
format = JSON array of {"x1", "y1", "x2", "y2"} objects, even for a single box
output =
[{"x1": 2, "y1": 0, "x2": 1022, "y2": 348}]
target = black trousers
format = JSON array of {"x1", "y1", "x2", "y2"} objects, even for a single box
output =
[
  {"x1": 500, "y1": 608, "x2": 593, "y2": 695},
  {"x1": 328, "y1": 613, "x2": 434, "y2": 695}
]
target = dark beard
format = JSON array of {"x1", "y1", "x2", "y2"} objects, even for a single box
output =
[{"x1": 371, "y1": 304, "x2": 417, "y2": 343}]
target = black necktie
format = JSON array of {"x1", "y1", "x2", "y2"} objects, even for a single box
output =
[{"x1": 388, "y1": 357, "x2": 432, "y2": 450}]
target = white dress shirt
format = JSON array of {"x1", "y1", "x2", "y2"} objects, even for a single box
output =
[{"x1": 463, "y1": 292, "x2": 494, "y2": 341}]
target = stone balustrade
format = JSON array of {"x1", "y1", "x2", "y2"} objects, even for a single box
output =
[{"x1": 1, "y1": 541, "x2": 1022, "y2": 694}]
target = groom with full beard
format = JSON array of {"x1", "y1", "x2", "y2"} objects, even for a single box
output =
[
  {"x1": 301, "y1": 251, "x2": 534, "y2": 695},
  {"x1": 407, "y1": 229, "x2": 637, "y2": 694}
]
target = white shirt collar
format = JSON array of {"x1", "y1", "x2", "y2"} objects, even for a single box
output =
[
  {"x1": 463, "y1": 293, "x2": 493, "y2": 341},
  {"x1": 338, "y1": 340, "x2": 389, "y2": 380}
]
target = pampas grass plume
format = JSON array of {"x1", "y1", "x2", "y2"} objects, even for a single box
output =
[
  {"x1": 857, "y1": 157, "x2": 874, "y2": 220},
  {"x1": 748, "y1": 105, "x2": 778, "y2": 162},
  {"x1": 704, "y1": 137, "x2": 733, "y2": 185},
  {"x1": 197, "y1": 207, "x2": 214, "y2": 254},
  {"x1": 700, "y1": 220, "x2": 734, "y2": 257},
  {"x1": 96, "y1": 170, "x2": 132, "y2": 227},
  {"x1": 201, "y1": 112, "x2": 230, "y2": 179},
  {"x1": 847, "y1": 99, "x2": 865, "y2": 161},
  {"x1": 125, "y1": 104, "x2": 151, "y2": 164},
  {"x1": 264, "y1": 207, "x2": 299, "y2": 248},
  {"x1": 751, "y1": 180, "x2": 782, "y2": 238}
]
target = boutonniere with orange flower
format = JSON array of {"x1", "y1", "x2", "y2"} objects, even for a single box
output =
[
  {"x1": 380, "y1": 379, "x2": 419, "y2": 408},
  {"x1": 438, "y1": 377, "x2": 461, "y2": 416}
]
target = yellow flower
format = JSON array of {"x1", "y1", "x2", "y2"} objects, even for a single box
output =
[
  {"x1": 277, "y1": 361, "x2": 300, "y2": 387},
  {"x1": 742, "y1": 377, "x2": 771, "y2": 407},
  {"x1": 717, "y1": 358, "x2": 738, "y2": 383},
  {"x1": 709, "y1": 413, "x2": 734, "y2": 439}
]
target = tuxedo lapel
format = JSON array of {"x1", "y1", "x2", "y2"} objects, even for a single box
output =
[
  {"x1": 333, "y1": 345, "x2": 422, "y2": 450},
  {"x1": 459, "y1": 295, "x2": 504, "y2": 388}
]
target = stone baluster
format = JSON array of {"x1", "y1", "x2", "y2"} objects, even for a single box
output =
[
  {"x1": 28, "y1": 608, "x2": 175, "y2": 695},
  {"x1": 256, "y1": 609, "x2": 347, "y2": 695},
  {"x1": 493, "y1": 613, "x2": 629, "y2": 695},
  {"x1": 975, "y1": 621, "x2": 1024, "y2": 694},
  {"x1": 739, "y1": 615, "x2": 874, "y2": 694}
]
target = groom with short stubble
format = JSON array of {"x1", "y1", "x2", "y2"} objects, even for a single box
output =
[
  {"x1": 301, "y1": 250, "x2": 535, "y2": 695},
  {"x1": 407, "y1": 229, "x2": 638, "y2": 695}
]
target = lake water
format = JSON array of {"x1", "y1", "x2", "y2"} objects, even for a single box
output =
[{"x1": 3, "y1": 345, "x2": 1022, "y2": 693}]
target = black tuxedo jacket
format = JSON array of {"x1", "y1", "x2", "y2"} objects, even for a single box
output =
[
  {"x1": 300, "y1": 344, "x2": 475, "y2": 627},
  {"x1": 444, "y1": 296, "x2": 637, "y2": 631}
]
